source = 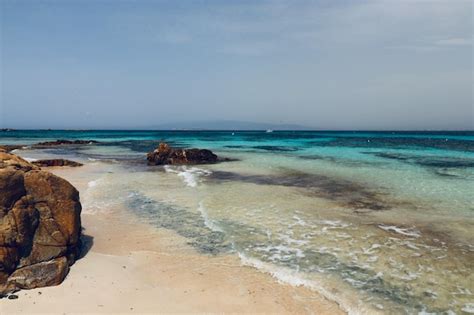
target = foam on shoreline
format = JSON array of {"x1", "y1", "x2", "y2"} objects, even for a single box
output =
[
  {"x1": 164, "y1": 165, "x2": 212, "y2": 187},
  {"x1": 237, "y1": 252, "x2": 367, "y2": 315}
]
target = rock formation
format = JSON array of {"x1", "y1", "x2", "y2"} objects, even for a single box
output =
[
  {"x1": 147, "y1": 143, "x2": 218, "y2": 165},
  {"x1": 32, "y1": 159, "x2": 83, "y2": 168},
  {"x1": 33, "y1": 140, "x2": 98, "y2": 147},
  {"x1": 0, "y1": 145, "x2": 24, "y2": 153},
  {"x1": 0, "y1": 151, "x2": 82, "y2": 295}
]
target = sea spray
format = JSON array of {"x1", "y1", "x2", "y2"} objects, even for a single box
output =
[{"x1": 164, "y1": 165, "x2": 212, "y2": 187}]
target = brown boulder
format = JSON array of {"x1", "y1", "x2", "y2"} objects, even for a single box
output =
[
  {"x1": 6, "y1": 257, "x2": 69, "y2": 291},
  {"x1": 0, "y1": 169, "x2": 26, "y2": 216},
  {"x1": 24, "y1": 171, "x2": 81, "y2": 246},
  {"x1": 0, "y1": 151, "x2": 38, "y2": 172},
  {"x1": 0, "y1": 152, "x2": 81, "y2": 294},
  {"x1": 147, "y1": 143, "x2": 218, "y2": 165}
]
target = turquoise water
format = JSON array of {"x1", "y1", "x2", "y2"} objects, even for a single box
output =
[{"x1": 2, "y1": 130, "x2": 473, "y2": 314}]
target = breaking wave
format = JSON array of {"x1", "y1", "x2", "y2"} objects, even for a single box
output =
[{"x1": 164, "y1": 165, "x2": 212, "y2": 187}]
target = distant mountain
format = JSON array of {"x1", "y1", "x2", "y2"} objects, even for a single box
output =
[{"x1": 152, "y1": 120, "x2": 314, "y2": 131}]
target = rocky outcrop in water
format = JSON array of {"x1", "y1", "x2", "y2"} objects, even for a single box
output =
[
  {"x1": 0, "y1": 151, "x2": 82, "y2": 295},
  {"x1": 34, "y1": 140, "x2": 98, "y2": 147},
  {"x1": 32, "y1": 159, "x2": 83, "y2": 168},
  {"x1": 147, "y1": 143, "x2": 218, "y2": 165},
  {"x1": 0, "y1": 145, "x2": 24, "y2": 153}
]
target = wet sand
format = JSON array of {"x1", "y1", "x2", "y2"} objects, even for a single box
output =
[{"x1": 1, "y1": 165, "x2": 344, "y2": 314}]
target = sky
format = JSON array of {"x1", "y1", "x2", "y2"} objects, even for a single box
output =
[{"x1": 0, "y1": 0, "x2": 472, "y2": 130}]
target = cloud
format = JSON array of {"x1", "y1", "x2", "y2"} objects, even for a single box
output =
[
  {"x1": 155, "y1": 30, "x2": 192, "y2": 44},
  {"x1": 385, "y1": 44, "x2": 440, "y2": 52},
  {"x1": 435, "y1": 38, "x2": 471, "y2": 46},
  {"x1": 387, "y1": 37, "x2": 472, "y2": 52},
  {"x1": 107, "y1": 1, "x2": 472, "y2": 56},
  {"x1": 217, "y1": 41, "x2": 274, "y2": 56}
]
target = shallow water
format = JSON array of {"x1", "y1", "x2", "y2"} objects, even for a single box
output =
[{"x1": 2, "y1": 130, "x2": 473, "y2": 314}]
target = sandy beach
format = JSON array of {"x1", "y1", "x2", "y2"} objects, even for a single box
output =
[{"x1": 1, "y1": 164, "x2": 344, "y2": 314}]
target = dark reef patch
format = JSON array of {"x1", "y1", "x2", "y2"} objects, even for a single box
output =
[
  {"x1": 223, "y1": 145, "x2": 246, "y2": 149},
  {"x1": 298, "y1": 154, "x2": 386, "y2": 167},
  {"x1": 367, "y1": 152, "x2": 474, "y2": 171},
  {"x1": 100, "y1": 140, "x2": 161, "y2": 153},
  {"x1": 223, "y1": 144, "x2": 300, "y2": 153},
  {"x1": 208, "y1": 170, "x2": 396, "y2": 211},
  {"x1": 433, "y1": 170, "x2": 461, "y2": 178},
  {"x1": 310, "y1": 137, "x2": 474, "y2": 152},
  {"x1": 251, "y1": 145, "x2": 299, "y2": 152},
  {"x1": 32, "y1": 159, "x2": 83, "y2": 167},
  {"x1": 33, "y1": 139, "x2": 99, "y2": 147},
  {"x1": 298, "y1": 155, "x2": 328, "y2": 161},
  {"x1": 238, "y1": 132, "x2": 329, "y2": 142},
  {"x1": 125, "y1": 192, "x2": 232, "y2": 254},
  {"x1": 368, "y1": 152, "x2": 410, "y2": 161},
  {"x1": 416, "y1": 159, "x2": 474, "y2": 168}
]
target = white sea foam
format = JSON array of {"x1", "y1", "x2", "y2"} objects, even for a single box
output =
[
  {"x1": 237, "y1": 252, "x2": 363, "y2": 315},
  {"x1": 462, "y1": 303, "x2": 474, "y2": 314},
  {"x1": 402, "y1": 241, "x2": 420, "y2": 251},
  {"x1": 291, "y1": 215, "x2": 307, "y2": 226},
  {"x1": 362, "y1": 244, "x2": 382, "y2": 255},
  {"x1": 278, "y1": 233, "x2": 309, "y2": 247},
  {"x1": 336, "y1": 232, "x2": 352, "y2": 239},
  {"x1": 88, "y1": 180, "x2": 99, "y2": 188},
  {"x1": 197, "y1": 201, "x2": 223, "y2": 232},
  {"x1": 393, "y1": 271, "x2": 420, "y2": 281},
  {"x1": 23, "y1": 157, "x2": 38, "y2": 162},
  {"x1": 254, "y1": 243, "x2": 305, "y2": 260},
  {"x1": 82, "y1": 178, "x2": 117, "y2": 214},
  {"x1": 317, "y1": 219, "x2": 351, "y2": 230},
  {"x1": 164, "y1": 166, "x2": 211, "y2": 187},
  {"x1": 163, "y1": 165, "x2": 175, "y2": 173},
  {"x1": 378, "y1": 225, "x2": 421, "y2": 238},
  {"x1": 178, "y1": 170, "x2": 199, "y2": 187}
]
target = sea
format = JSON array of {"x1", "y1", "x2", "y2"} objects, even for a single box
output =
[{"x1": 1, "y1": 130, "x2": 473, "y2": 314}]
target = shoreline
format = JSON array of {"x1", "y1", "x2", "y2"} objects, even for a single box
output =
[
  {"x1": 2, "y1": 134, "x2": 472, "y2": 314},
  {"x1": 2, "y1": 164, "x2": 345, "y2": 314}
]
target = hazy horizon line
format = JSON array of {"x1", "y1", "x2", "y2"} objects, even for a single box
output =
[{"x1": 1, "y1": 128, "x2": 473, "y2": 132}]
